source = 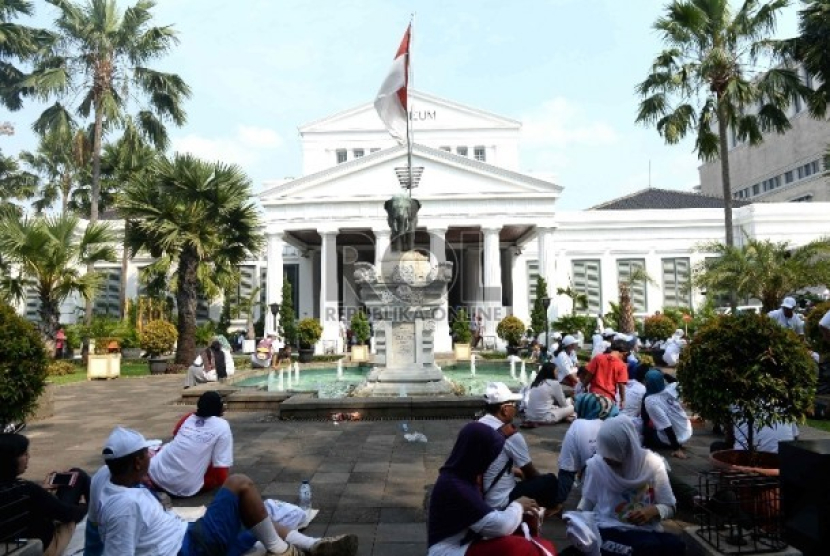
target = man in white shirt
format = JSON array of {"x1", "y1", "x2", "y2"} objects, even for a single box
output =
[
  {"x1": 97, "y1": 427, "x2": 357, "y2": 556},
  {"x1": 478, "y1": 382, "x2": 558, "y2": 512},
  {"x1": 149, "y1": 391, "x2": 233, "y2": 497},
  {"x1": 768, "y1": 297, "x2": 805, "y2": 335}
]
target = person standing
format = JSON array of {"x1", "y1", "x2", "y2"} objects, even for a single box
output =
[
  {"x1": 768, "y1": 297, "x2": 805, "y2": 335},
  {"x1": 583, "y1": 339, "x2": 629, "y2": 410},
  {"x1": 55, "y1": 328, "x2": 67, "y2": 359}
]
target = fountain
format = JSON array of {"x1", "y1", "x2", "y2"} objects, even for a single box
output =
[
  {"x1": 510, "y1": 356, "x2": 516, "y2": 379},
  {"x1": 471, "y1": 353, "x2": 476, "y2": 377},
  {"x1": 336, "y1": 359, "x2": 343, "y2": 380},
  {"x1": 519, "y1": 360, "x2": 528, "y2": 385}
]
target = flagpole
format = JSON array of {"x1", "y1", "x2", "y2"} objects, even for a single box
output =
[{"x1": 406, "y1": 15, "x2": 414, "y2": 199}]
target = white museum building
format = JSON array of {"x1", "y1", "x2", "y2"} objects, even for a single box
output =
[{"x1": 22, "y1": 92, "x2": 830, "y2": 353}]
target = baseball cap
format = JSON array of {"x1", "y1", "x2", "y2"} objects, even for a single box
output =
[
  {"x1": 483, "y1": 382, "x2": 522, "y2": 405},
  {"x1": 602, "y1": 328, "x2": 616, "y2": 338},
  {"x1": 561, "y1": 335, "x2": 579, "y2": 348},
  {"x1": 781, "y1": 297, "x2": 797, "y2": 309},
  {"x1": 102, "y1": 426, "x2": 161, "y2": 460}
]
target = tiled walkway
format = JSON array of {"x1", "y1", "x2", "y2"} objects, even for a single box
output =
[{"x1": 22, "y1": 376, "x2": 830, "y2": 555}]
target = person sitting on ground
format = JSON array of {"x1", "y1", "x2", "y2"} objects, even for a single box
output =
[
  {"x1": 213, "y1": 335, "x2": 236, "y2": 377},
  {"x1": 479, "y1": 382, "x2": 560, "y2": 513},
  {"x1": 577, "y1": 416, "x2": 686, "y2": 555},
  {"x1": 554, "y1": 335, "x2": 581, "y2": 387},
  {"x1": 183, "y1": 346, "x2": 219, "y2": 389},
  {"x1": 590, "y1": 329, "x2": 605, "y2": 359},
  {"x1": 661, "y1": 329, "x2": 686, "y2": 367},
  {"x1": 0, "y1": 433, "x2": 89, "y2": 556},
  {"x1": 252, "y1": 334, "x2": 276, "y2": 369},
  {"x1": 768, "y1": 296, "x2": 805, "y2": 335},
  {"x1": 642, "y1": 370, "x2": 691, "y2": 460},
  {"x1": 554, "y1": 393, "x2": 620, "y2": 509},
  {"x1": 583, "y1": 339, "x2": 629, "y2": 410},
  {"x1": 97, "y1": 426, "x2": 357, "y2": 556},
  {"x1": 529, "y1": 341, "x2": 542, "y2": 364},
  {"x1": 709, "y1": 406, "x2": 799, "y2": 454},
  {"x1": 620, "y1": 363, "x2": 648, "y2": 427},
  {"x1": 427, "y1": 421, "x2": 557, "y2": 556},
  {"x1": 149, "y1": 391, "x2": 233, "y2": 497},
  {"x1": 524, "y1": 363, "x2": 575, "y2": 425}
]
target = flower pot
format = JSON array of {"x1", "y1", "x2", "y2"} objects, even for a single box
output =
[
  {"x1": 709, "y1": 449, "x2": 781, "y2": 530},
  {"x1": 87, "y1": 353, "x2": 121, "y2": 380},
  {"x1": 351, "y1": 344, "x2": 369, "y2": 363},
  {"x1": 148, "y1": 357, "x2": 169, "y2": 375},
  {"x1": 710, "y1": 449, "x2": 780, "y2": 476},
  {"x1": 454, "y1": 343, "x2": 471, "y2": 361},
  {"x1": 298, "y1": 348, "x2": 314, "y2": 363}
]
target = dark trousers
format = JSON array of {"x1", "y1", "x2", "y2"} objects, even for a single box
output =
[
  {"x1": 56, "y1": 468, "x2": 90, "y2": 506},
  {"x1": 508, "y1": 473, "x2": 559, "y2": 509},
  {"x1": 599, "y1": 527, "x2": 686, "y2": 555}
]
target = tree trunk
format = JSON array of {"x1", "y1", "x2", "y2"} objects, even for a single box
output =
[
  {"x1": 619, "y1": 282, "x2": 635, "y2": 334},
  {"x1": 716, "y1": 99, "x2": 735, "y2": 248},
  {"x1": 175, "y1": 248, "x2": 199, "y2": 365},
  {"x1": 38, "y1": 288, "x2": 59, "y2": 348},
  {"x1": 119, "y1": 221, "x2": 130, "y2": 320},
  {"x1": 83, "y1": 103, "x2": 105, "y2": 331}
]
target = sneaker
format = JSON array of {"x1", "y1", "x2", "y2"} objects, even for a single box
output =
[
  {"x1": 268, "y1": 546, "x2": 303, "y2": 556},
  {"x1": 310, "y1": 533, "x2": 359, "y2": 556}
]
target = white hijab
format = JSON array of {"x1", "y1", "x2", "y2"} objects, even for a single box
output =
[{"x1": 594, "y1": 416, "x2": 662, "y2": 491}]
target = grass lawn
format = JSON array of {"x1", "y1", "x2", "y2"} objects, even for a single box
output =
[
  {"x1": 806, "y1": 419, "x2": 830, "y2": 433},
  {"x1": 49, "y1": 360, "x2": 151, "y2": 385}
]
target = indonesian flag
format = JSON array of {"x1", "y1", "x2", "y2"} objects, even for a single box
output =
[{"x1": 374, "y1": 24, "x2": 410, "y2": 145}]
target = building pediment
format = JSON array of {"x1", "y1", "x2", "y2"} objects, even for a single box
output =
[
  {"x1": 298, "y1": 90, "x2": 521, "y2": 134},
  {"x1": 259, "y1": 143, "x2": 560, "y2": 204}
]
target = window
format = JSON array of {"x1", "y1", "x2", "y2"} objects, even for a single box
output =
[
  {"x1": 752, "y1": 183, "x2": 760, "y2": 196},
  {"x1": 457, "y1": 146, "x2": 468, "y2": 156},
  {"x1": 790, "y1": 194, "x2": 813, "y2": 203},
  {"x1": 439, "y1": 146, "x2": 451, "y2": 152},
  {"x1": 617, "y1": 259, "x2": 647, "y2": 313},
  {"x1": 527, "y1": 261, "x2": 539, "y2": 309},
  {"x1": 335, "y1": 149, "x2": 347, "y2": 164},
  {"x1": 785, "y1": 171, "x2": 794, "y2": 184},
  {"x1": 662, "y1": 257, "x2": 691, "y2": 308},
  {"x1": 804, "y1": 163, "x2": 814, "y2": 178},
  {"x1": 353, "y1": 149, "x2": 364, "y2": 158},
  {"x1": 94, "y1": 268, "x2": 122, "y2": 317},
  {"x1": 260, "y1": 267, "x2": 268, "y2": 319},
  {"x1": 474, "y1": 146, "x2": 486, "y2": 162},
  {"x1": 229, "y1": 266, "x2": 256, "y2": 320},
  {"x1": 370, "y1": 148, "x2": 380, "y2": 153},
  {"x1": 811, "y1": 160, "x2": 820, "y2": 174},
  {"x1": 572, "y1": 260, "x2": 602, "y2": 315},
  {"x1": 24, "y1": 285, "x2": 41, "y2": 322}
]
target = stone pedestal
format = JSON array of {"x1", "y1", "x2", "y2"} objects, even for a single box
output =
[{"x1": 353, "y1": 251, "x2": 454, "y2": 396}]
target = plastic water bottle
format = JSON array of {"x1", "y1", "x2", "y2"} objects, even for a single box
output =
[{"x1": 299, "y1": 480, "x2": 312, "y2": 510}]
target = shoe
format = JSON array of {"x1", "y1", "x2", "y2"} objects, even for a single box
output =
[
  {"x1": 267, "y1": 545, "x2": 303, "y2": 556},
  {"x1": 310, "y1": 534, "x2": 359, "y2": 556}
]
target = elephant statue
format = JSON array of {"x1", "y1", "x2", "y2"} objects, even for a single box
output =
[{"x1": 384, "y1": 195, "x2": 421, "y2": 252}]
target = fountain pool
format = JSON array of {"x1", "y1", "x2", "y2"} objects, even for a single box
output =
[{"x1": 232, "y1": 362, "x2": 531, "y2": 398}]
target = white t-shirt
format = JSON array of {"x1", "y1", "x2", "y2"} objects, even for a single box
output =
[
  {"x1": 819, "y1": 310, "x2": 830, "y2": 330},
  {"x1": 149, "y1": 414, "x2": 233, "y2": 497},
  {"x1": 427, "y1": 502, "x2": 523, "y2": 556},
  {"x1": 87, "y1": 465, "x2": 111, "y2": 524},
  {"x1": 554, "y1": 351, "x2": 577, "y2": 382},
  {"x1": 557, "y1": 419, "x2": 603, "y2": 473},
  {"x1": 525, "y1": 379, "x2": 568, "y2": 422},
  {"x1": 621, "y1": 381, "x2": 645, "y2": 419},
  {"x1": 645, "y1": 391, "x2": 692, "y2": 445},
  {"x1": 479, "y1": 414, "x2": 531, "y2": 509},
  {"x1": 591, "y1": 336, "x2": 609, "y2": 359},
  {"x1": 767, "y1": 309, "x2": 805, "y2": 335},
  {"x1": 733, "y1": 422, "x2": 799, "y2": 453},
  {"x1": 99, "y1": 480, "x2": 187, "y2": 556}
]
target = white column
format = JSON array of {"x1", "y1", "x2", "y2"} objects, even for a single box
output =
[
  {"x1": 265, "y1": 230, "x2": 284, "y2": 337},
  {"x1": 537, "y1": 227, "x2": 556, "y2": 322},
  {"x1": 319, "y1": 230, "x2": 339, "y2": 354},
  {"x1": 482, "y1": 226, "x2": 502, "y2": 341},
  {"x1": 509, "y1": 246, "x2": 529, "y2": 323},
  {"x1": 465, "y1": 247, "x2": 482, "y2": 310},
  {"x1": 431, "y1": 227, "x2": 451, "y2": 353},
  {"x1": 374, "y1": 229, "x2": 391, "y2": 270},
  {"x1": 298, "y1": 252, "x2": 315, "y2": 319}
]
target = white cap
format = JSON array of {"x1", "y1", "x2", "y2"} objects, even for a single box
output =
[
  {"x1": 781, "y1": 297, "x2": 797, "y2": 309},
  {"x1": 561, "y1": 335, "x2": 579, "y2": 348},
  {"x1": 674, "y1": 329, "x2": 684, "y2": 337},
  {"x1": 102, "y1": 426, "x2": 161, "y2": 460},
  {"x1": 552, "y1": 332, "x2": 563, "y2": 340},
  {"x1": 483, "y1": 382, "x2": 522, "y2": 405},
  {"x1": 602, "y1": 328, "x2": 616, "y2": 337}
]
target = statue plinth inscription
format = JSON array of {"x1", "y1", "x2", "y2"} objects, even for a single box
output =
[{"x1": 388, "y1": 322, "x2": 416, "y2": 368}]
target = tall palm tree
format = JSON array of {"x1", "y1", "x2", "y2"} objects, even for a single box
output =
[
  {"x1": 792, "y1": 0, "x2": 830, "y2": 115},
  {"x1": 0, "y1": 148, "x2": 38, "y2": 216},
  {"x1": 27, "y1": 0, "x2": 190, "y2": 225},
  {"x1": 0, "y1": 0, "x2": 53, "y2": 110},
  {"x1": 693, "y1": 236, "x2": 830, "y2": 312},
  {"x1": 119, "y1": 154, "x2": 264, "y2": 365},
  {"x1": 0, "y1": 213, "x2": 117, "y2": 341},
  {"x1": 636, "y1": 0, "x2": 812, "y2": 248},
  {"x1": 20, "y1": 128, "x2": 92, "y2": 215}
]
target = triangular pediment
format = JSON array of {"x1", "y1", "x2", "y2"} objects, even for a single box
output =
[
  {"x1": 299, "y1": 90, "x2": 521, "y2": 134},
  {"x1": 260, "y1": 144, "x2": 560, "y2": 203}
]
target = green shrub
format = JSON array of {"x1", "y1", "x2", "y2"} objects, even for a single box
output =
[
  {"x1": 0, "y1": 303, "x2": 49, "y2": 424},
  {"x1": 553, "y1": 314, "x2": 595, "y2": 342},
  {"x1": 452, "y1": 309, "x2": 473, "y2": 344},
  {"x1": 643, "y1": 314, "x2": 676, "y2": 340},
  {"x1": 47, "y1": 360, "x2": 78, "y2": 376},
  {"x1": 139, "y1": 320, "x2": 178, "y2": 356},
  {"x1": 496, "y1": 315, "x2": 525, "y2": 346},
  {"x1": 195, "y1": 320, "x2": 216, "y2": 347},
  {"x1": 297, "y1": 318, "x2": 323, "y2": 348},
  {"x1": 677, "y1": 313, "x2": 816, "y2": 455},
  {"x1": 350, "y1": 311, "x2": 370, "y2": 345},
  {"x1": 805, "y1": 301, "x2": 830, "y2": 358},
  {"x1": 64, "y1": 324, "x2": 82, "y2": 349}
]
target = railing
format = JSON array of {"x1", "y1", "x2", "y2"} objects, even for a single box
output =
[{"x1": 0, "y1": 482, "x2": 30, "y2": 555}]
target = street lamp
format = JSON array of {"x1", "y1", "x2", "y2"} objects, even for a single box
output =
[
  {"x1": 269, "y1": 303, "x2": 281, "y2": 335},
  {"x1": 541, "y1": 297, "x2": 551, "y2": 356}
]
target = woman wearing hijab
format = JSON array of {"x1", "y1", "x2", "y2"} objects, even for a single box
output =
[
  {"x1": 642, "y1": 369, "x2": 691, "y2": 459},
  {"x1": 212, "y1": 335, "x2": 236, "y2": 377},
  {"x1": 525, "y1": 363, "x2": 575, "y2": 424},
  {"x1": 554, "y1": 393, "x2": 620, "y2": 508},
  {"x1": 427, "y1": 422, "x2": 557, "y2": 556},
  {"x1": 578, "y1": 416, "x2": 686, "y2": 555}
]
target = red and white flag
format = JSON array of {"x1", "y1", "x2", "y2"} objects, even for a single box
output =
[{"x1": 374, "y1": 24, "x2": 410, "y2": 145}]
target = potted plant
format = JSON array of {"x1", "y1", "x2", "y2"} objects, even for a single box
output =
[
  {"x1": 118, "y1": 324, "x2": 142, "y2": 359},
  {"x1": 497, "y1": 315, "x2": 525, "y2": 355},
  {"x1": 297, "y1": 318, "x2": 323, "y2": 363},
  {"x1": 140, "y1": 320, "x2": 178, "y2": 374},
  {"x1": 452, "y1": 308, "x2": 473, "y2": 360},
  {"x1": 350, "y1": 311, "x2": 371, "y2": 362},
  {"x1": 677, "y1": 313, "x2": 816, "y2": 473},
  {"x1": 0, "y1": 303, "x2": 49, "y2": 428}
]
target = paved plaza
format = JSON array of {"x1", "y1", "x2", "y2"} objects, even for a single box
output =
[{"x1": 21, "y1": 375, "x2": 830, "y2": 555}]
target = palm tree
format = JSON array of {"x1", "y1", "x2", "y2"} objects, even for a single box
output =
[
  {"x1": 27, "y1": 0, "x2": 190, "y2": 225},
  {"x1": 636, "y1": 0, "x2": 812, "y2": 248},
  {"x1": 0, "y1": 213, "x2": 117, "y2": 341},
  {"x1": 617, "y1": 267, "x2": 657, "y2": 334},
  {"x1": 20, "y1": 128, "x2": 92, "y2": 215},
  {"x1": 119, "y1": 154, "x2": 265, "y2": 365},
  {"x1": 0, "y1": 149, "x2": 38, "y2": 217},
  {"x1": 791, "y1": 0, "x2": 830, "y2": 115},
  {"x1": 693, "y1": 236, "x2": 830, "y2": 312},
  {"x1": 0, "y1": 0, "x2": 53, "y2": 110}
]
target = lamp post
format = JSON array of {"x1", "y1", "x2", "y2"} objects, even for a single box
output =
[
  {"x1": 269, "y1": 303, "x2": 281, "y2": 335},
  {"x1": 542, "y1": 297, "x2": 551, "y2": 357}
]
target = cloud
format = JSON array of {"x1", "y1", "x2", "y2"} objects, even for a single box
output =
[
  {"x1": 521, "y1": 97, "x2": 619, "y2": 149},
  {"x1": 172, "y1": 125, "x2": 283, "y2": 167}
]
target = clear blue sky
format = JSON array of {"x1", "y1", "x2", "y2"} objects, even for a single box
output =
[{"x1": 3, "y1": 0, "x2": 799, "y2": 210}]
